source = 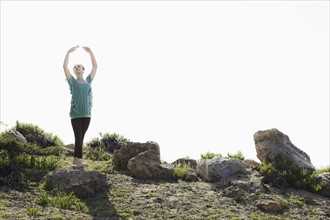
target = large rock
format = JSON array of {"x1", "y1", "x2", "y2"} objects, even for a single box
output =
[
  {"x1": 8, "y1": 131, "x2": 27, "y2": 143},
  {"x1": 127, "y1": 149, "x2": 173, "y2": 180},
  {"x1": 47, "y1": 169, "x2": 107, "y2": 198},
  {"x1": 254, "y1": 129, "x2": 315, "y2": 171},
  {"x1": 26, "y1": 134, "x2": 56, "y2": 148},
  {"x1": 113, "y1": 141, "x2": 160, "y2": 170},
  {"x1": 196, "y1": 157, "x2": 247, "y2": 182},
  {"x1": 316, "y1": 172, "x2": 330, "y2": 198}
]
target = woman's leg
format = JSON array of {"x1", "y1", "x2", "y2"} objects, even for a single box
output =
[
  {"x1": 71, "y1": 118, "x2": 91, "y2": 159},
  {"x1": 81, "y1": 118, "x2": 91, "y2": 144},
  {"x1": 71, "y1": 118, "x2": 83, "y2": 159}
]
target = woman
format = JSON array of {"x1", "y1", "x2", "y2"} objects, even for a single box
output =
[{"x1": 63, "y1": 45, "x2": 98, "y2": 167}]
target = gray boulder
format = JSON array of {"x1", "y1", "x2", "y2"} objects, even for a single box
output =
[
  {"x1": 127, "y1": 149, "x2": 173, "y2": 180},
  {"x1": 254, "y1": 129, "x2": 315, "y2": 171},
  {"x1": 8, "y1": 131, "x2": 27, "y2": 143},
  {"x1": 316, "y1": 172, "x2": 330, "y2": 198},
  {"x1": 196, "y1": 156, "x2": 247, "y2": 182},
  {"x1": 26, "y1": 134, "x2": 56, "y2": 148},
  {"x1": 47, "y1": 169, "x2": 107, "y2": 198},
  {"x1": 113, "y1": 141, "x2": 160, "y2": 170}
]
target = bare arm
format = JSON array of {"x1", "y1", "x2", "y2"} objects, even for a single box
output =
[
  {"x1": 63, "y1": 46, "x2": 78, "y2": 80},
  {"x1": 82, "y1": 46, "x2": 98, "y2": 80}
]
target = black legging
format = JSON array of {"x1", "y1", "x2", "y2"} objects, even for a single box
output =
[{"x1": 71, "y1": 117, "x2": 91, "y2": 159}]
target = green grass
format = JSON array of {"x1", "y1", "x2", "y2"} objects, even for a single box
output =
[
  {"x1": 200, "y1": 150, "x2": 245, "y2": 161},
  {"x1": 0, "y1": 211, "x2": 10, "y2": 218},
  {"x1": 173, "y1": 163, "x2": 189, "y2": 180},
  {"x1": 315, "y1": 166, "x2": 330, "y2": 175},
  {"x1": 85, "y1": 160, "x2": 114, "y2": 174},
  {"x1": 227, "y1": 150, "x2": 245, "y2": 160},
  {"x1": 289, "y1": 194, "x2": 304, "y2": 207},
  {"x1": 259, "y1": 156, "x2": 325, "y2": 193},
  {"x1": 36, "y1": 189, "x2": 89, "y2": 213},
  {"x1": 84, "y1": 146, "x2": 111, "y2": 161},
  {"x1": 26, "y1": 205, "x2": 42, "y2": 217},
  {"x1": 50, "y1": 212, "x2": 66, "y2": 220},
  {"x1": 200, "y1": 152, "x2": 222, "y2": 160}
]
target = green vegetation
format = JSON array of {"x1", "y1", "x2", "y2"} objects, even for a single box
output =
[
  {"x1": 36, "y1": 189, "x2": 88, "y2": 213},
  {"x1": 84, "y1": 146, "x2": 111, "y2": 161},
  {"x1": 26, "y1": 205, "x2": 42, "y2": 217},
  {"x1": 173, "y1": 163, "x2": 190, "y2": 180},
  {"x1": 85, "y1": 160, "x2": 114, "y2": 174},
  {"x1": 200, "y1": 152, "x2": 222, "y2": 160},
  {"x1": 0, "y1": 122, "x2": 63, "y2": 189},
  {"x1": 200, "y1": 150, "x2": 245, "y2": 161},
  {"x1": 86, "y1": 132, "x2": 130, "y2": 148},
  {"x1": 259, "y1": 156, "x2": 324, "y2": 193},
  {"x1": 14, "y1": 121, "x2": 64, "y2": 147},
  {"x1": 1, "y1": 121, "x2": 329, "y2": 219},
  {"x1": 226, "y1": 150, "x2": 245, "y2": 160},
  {"x1": 289, "y1": 194, "x2": 305, "y2": 207},
  {"x1": 315, "y1": 166, "x2": 330, "y2": 175}
]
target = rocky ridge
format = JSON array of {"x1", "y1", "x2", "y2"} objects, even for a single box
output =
[{"x1": 1, "y1": 126, "x2": 329, "y2": 219}]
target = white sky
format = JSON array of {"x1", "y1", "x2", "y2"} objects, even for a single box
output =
[{"x1": 1, "y1": 1, "x2": 329, "y2": 168}]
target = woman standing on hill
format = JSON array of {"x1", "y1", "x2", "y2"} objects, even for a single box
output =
[{"x1": 63, "y1": 45, "x2": 98, "y2": 167}]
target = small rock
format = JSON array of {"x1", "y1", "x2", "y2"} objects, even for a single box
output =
[
  {"x1": 184, "y1": 171, "x2": 199, "y2": 182},
  {"x1": 316, "y1": 172, "x2": 330, "y2": 198},
  {"x1": 256, "y1": 199, "x2": 283, "y2": 212}
]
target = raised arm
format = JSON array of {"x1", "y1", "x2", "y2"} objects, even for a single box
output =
[
  {"x1": 82, "y1": 46, "x2": 98, "y2": 80},
  {"x1": 63, "y1": 46, "x2": 78, "y2": 80}
]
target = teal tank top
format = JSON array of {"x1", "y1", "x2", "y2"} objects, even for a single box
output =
[{"x1": 67, "y1": 74, "x2": 93, "y2": 119}]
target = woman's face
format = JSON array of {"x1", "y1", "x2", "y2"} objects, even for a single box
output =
[{"x1": 73, "y1": 64, "x2": 84, "y2": 76}]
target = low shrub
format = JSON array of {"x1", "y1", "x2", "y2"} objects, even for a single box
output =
[
  {"x1": 0, "y1": 132, "x2": 61, "y2": 188},
  {"x1": 259, "y1": 156, "x2": 324, "y2": 193},
  {"x1": 200, "y1": 150, "x2": 245, "y2": 161},
  {"x1": 84, "y1": 146, "x2": 111, "y2": 161},
  {"x1": 0, "y1": 149, "x2": 10, "y2": 174},
  {"x1": 14, "y1": 121, "x2": 64, "y2": 147},
  {"x1": 86, "y1": 132, "x2": 129, "y2": 149},
  {"x1": 200, "y1": 152, "x2": 222, "y2": 160},
  {"x1": 173, "y1": 163, "x2": 189, "y2": 180},
  {"x1": 100, "y1": 132, "x2": 130, "y2": 143},
  {"x1": 226, "y1": 150, "x2": 245, "y2": 161}
]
